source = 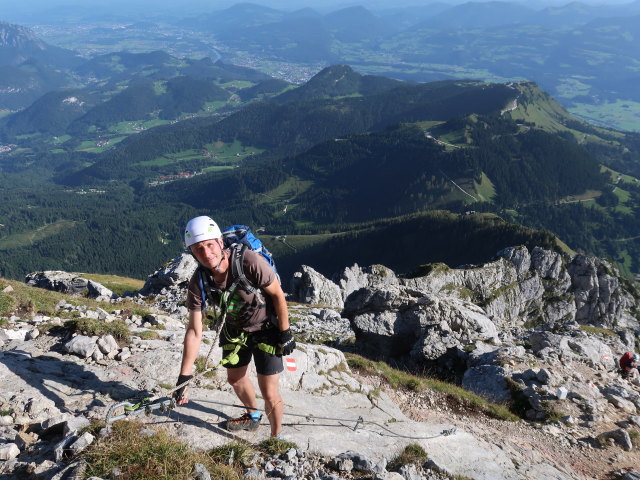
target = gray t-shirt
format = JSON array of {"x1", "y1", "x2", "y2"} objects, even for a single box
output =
[{"x1": 186, "y1": 249, "x2": 277, "y2": 332}]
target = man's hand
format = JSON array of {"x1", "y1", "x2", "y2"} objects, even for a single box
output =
[
  {"x1": 278, "y1": 328, "x2": 296, "y2": 355},
  {"x1": 173, "y1": 374, "x2": 193, "y2": 405}
]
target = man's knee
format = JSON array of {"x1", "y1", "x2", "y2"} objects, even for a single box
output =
[
  {"x1": 226, "y1": 367, "x2": 250, "y2": 387},
  {"x1": 258, "y1": 375, "x2": 281, "y2": 400}
]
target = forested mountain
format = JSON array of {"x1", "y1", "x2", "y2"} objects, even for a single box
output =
[
  {"x1": 62, "y1": 71, "x2": 516, "y2": 183},
  {"x1": 274, "y1": 65, "x2": 404, "y2": 103},
  {"x1": 0, "y1": 21, "x2": 79, "y2": 67},
  {"x1": 1, "y1": 89, "x2": 95, "y2": 136},
  {"x1": 1, "y1": 63, "x2": 640, "y2": 283},
  {"x1": 173, "y1": 2, "x2": 640, "y2": 132},
  {"x1": 0, "y1": 21, "x2": 81, "y2": 109}
]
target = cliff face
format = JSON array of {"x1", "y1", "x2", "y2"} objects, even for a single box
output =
[{"x1": 3, "y1": 245, "x2": 639, "y2": 478}]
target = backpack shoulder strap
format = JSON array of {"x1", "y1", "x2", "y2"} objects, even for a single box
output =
[{"x1": 229, "y1": 244, "x2": 257, "y2": 294}]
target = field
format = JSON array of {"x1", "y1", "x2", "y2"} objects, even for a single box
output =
[
  {"x1": 79, "y1": 273, "x2": 145, "y2": 295},
  {"x1": 108, "y1": 119, "x2": 171, "y2": 134},
  {"x1": 75, "y1": 136, "x2": 127, "y2": 153},
  {"x1": 570, "y1": 100, "x2": 640, "y2": 132},
  {"x1": 0, "y1": 220, "x2": 78, "y2": 249},
  {"x1": 137, "y1": 140, "x2": 263, "y2": 168}
]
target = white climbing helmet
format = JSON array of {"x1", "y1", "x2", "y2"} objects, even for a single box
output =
[
  {"x1": 184, "y1": 216, "x2": 221, "y2": 248},
  {"x1": 634, "y1": 353, "x2": 640, "y2": 362}
]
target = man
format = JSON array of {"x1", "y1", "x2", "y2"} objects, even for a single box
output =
[
  {"x1": 174, "y1": 216, "x2": 295, "y2": 438},
  {"x1": 619, "y1": 352, "x2": 639, "y2": 383}
]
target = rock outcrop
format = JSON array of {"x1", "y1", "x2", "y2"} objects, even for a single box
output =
[
  {"x1": 24, "y1": 271, "x2": 113, "y2": 299},
  {"x1": 9, "y1": 244, "x2": 640, "y2": 478}
]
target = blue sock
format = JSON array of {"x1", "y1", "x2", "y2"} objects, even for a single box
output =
[{"x1": 249, "y1": 411, "x2": 261, "y2": 420}]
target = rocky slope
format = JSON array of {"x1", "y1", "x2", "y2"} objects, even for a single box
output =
[{"x1": 1, "y1": 245, "x2": 639, "y2": 479}]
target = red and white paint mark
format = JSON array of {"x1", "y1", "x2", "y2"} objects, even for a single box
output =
[{"x1": 285, "y1": 357, "x2": 297, "y2": 372}]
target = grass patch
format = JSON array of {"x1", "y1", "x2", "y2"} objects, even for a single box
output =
[
  {"x1": 0, "y1": 278, "x2": 84, "y2": 316},
  {"x1": 542, "y1": 401, "x2": 565, "y2": 423},
  {"x1": 66, "y1": 318, "x2": 131, "y2": 343},
  {"x1": 80, "y1": 419, "x2": 107, "y2": 437},
  {"x1": 137, "y1": 330, "x2": 161, "y2": 340},
  {"x1": 82, "y1": 420, "x2": 242, "y2": 480},
  {"x1": 0, "y1": 296, "x2": 11, "y2": 320},
  {"x1": 80, "y1": 274, "x2": 144, "y2": 295},
  {"x1": 387, "y1": 443, "x2": 428, "y2": 471},
  {"x1": 256, "y1": 437, "x2": 298, "y2": 456},
  {"x1": 579, "y1": 325, "x2": 618, "y2": 338},
  {"x1": 0, "y1": 220, "x2": 78, "y2": 250},
  {"x1": 346, "y1": 354, "x2": 519, "y2": 422},
  {"x1": 209, "y1": 441, "x2": 256, "y2": 466},
  {"x1": 195, "y1": 355, "x2": 218, "y2": 377}
]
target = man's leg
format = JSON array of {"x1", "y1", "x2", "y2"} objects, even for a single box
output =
[
  {"x1": 258, "y1": 373, "x2": 283, "y2": 437},
  {"x1": 227, "y1": 365, "x2": 259, "y2": 413}
]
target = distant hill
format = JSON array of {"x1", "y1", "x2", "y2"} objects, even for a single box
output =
[
  {"x1": 74, "y1": 50, "x2": 181, "y2": 81},
  {"x1": 1, "y1": 67, "x2": 639, "y2": 281},
  {"x1": 0, "y1": 59, "x2": 76, "y2": 111},
  {"x1": 187, "y1": 3, "x2": 392, "y2": 62},
  {"x1": 62, "y1": 76, "x2": 516, "y2": 183},
  {"x1": 274, "y1": 65, "x2": 404, "y2": 103},
  {"x1": 0, "y1": 21, "x2": 80, "y2": 67},
  {"x1": 0, "y1": 22, "x2": 81, "y2": 110},
  {"x1": 180, "y1": 59, "x2": 272, "y2": 83},
  {"x1": 67, "y1": 77, "x2": 231, "y2": 132},
  {"x1": 222, "y1": 15, "x2": 336, "y2": 62},
  {"x1": 238, "y1": 78, "x2": 291, "y2": 102},
  {"x1": 414, "y1": 1, "x2": 534, "y2": 30},
  {"x1": 269, "y1": 211, "x2": 561, "y2": 281},
  {"x1": 324, "y1": 6, "x2": 396, "y2": 42},
  {"x1": 185, "y1": 2, "x2": 284, "y2": 33},
  {"x1": 1, "y1": 89, "x2": 95, "y2": 136}
]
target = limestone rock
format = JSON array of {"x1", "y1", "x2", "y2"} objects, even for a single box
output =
[
  {"x1": 290, "y1": 265, "x2": 343, "y2": 308},
  {"x1": 346, "y1": 285, "x2": 498, "y2": 363},
  {"x1": 568, "y1": 255, "x2": 636, "y2": 328},
  {"x1": 25, "y1": 271, "x2": 89, "y2": 294},
  {"x1": 335, "y1": 264, "x2": 400, "y2": 301},
  {"x1": 141, "y1": 253, "x2": 198, "y2": 293},
  {"x1": 64, "y1": 335, "x2": 97, "y2": 358},
  {"x1": 0, "y1": 443, "x2": 19, "y2": 461},
  {"x1": 97, "y1": 335, "x2": 119, "y2": 356},
  {"x1": 87, "y1": 280, "x2": 113, "y2": 299}
]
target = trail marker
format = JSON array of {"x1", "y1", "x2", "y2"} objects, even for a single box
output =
[{"x1": 285, "y1": 357, "x2": 297, "y2": 372}]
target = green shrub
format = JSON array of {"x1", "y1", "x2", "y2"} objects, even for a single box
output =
[
  {"x1": 138, "y1": 330, "x2": 160, "y2": 340},
  {"x1": 82, "y1": 420, "x2": 241, "y2": 480},
  {"x1": 346, "y1": 353, "x2": 520, "y2": 422},
  {"x1": 209, "y1": 441, "x2": 256, "y2": 466},
  {"x1": 66, "y1": 318, "x2": 131, "y2": 343},
  {"x1": 387, "y1": 443, "x2": 428, "y2": 471},
  {"x1": 256, "y1": 437, "x2": 298, "y2": 456},
  {"x1": 0, "y1": 293, "x2": 13, "y2": 318},
  {"x1": 194, "y1": 355, "x2": 218, "y2": 378},
  {"x1": 579, "y1": 325, "x2": 617, "y2": 338}
]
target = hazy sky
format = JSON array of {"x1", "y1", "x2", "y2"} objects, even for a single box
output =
[{"x1": 3, "y1": 0, "x2": 636, "y2": 23}]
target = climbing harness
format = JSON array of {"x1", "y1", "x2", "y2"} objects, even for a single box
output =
[{"x1": 105, "y1": 290, "x2": 234, "y2": 423}]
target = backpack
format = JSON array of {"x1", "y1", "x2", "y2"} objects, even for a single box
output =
[
  {"x1": 198, "y1": 224, "x2": 278, "y2": 309},
  {"x1": 620, "y1": 351, "x2": 634, "y2": 370}
]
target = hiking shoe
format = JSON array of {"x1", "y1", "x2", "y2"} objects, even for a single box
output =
[{"x1": 226, "y1": 412, "x2": 261, "y2": 431}]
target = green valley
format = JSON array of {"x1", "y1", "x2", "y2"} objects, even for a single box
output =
[{"x1": 1, "y1": 64, "x2": 639, "y2": 284}]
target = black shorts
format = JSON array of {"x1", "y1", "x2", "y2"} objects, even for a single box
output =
[{"x1": 221, "y1": 327, "x2": 283, "y2": 376}]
